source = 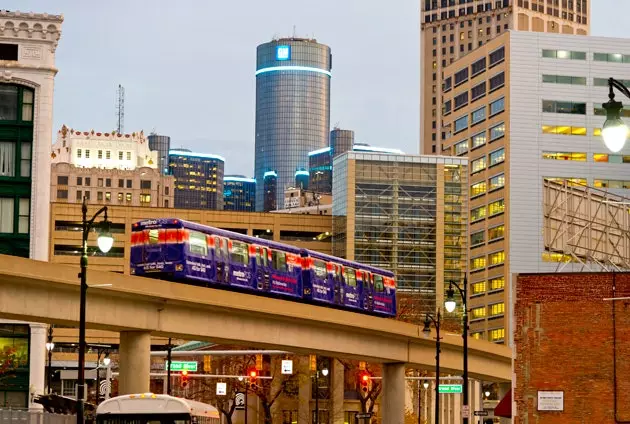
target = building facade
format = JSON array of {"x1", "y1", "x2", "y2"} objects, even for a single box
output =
[
  {"x1": 440, "y1": 31, "x2": 630, "y2": 344},
  {"x1": 49, "y1": 202, "x2": 333, "y2": 274},
  {"x1": 147, "y1": 133, "x2": 171, "y2": 174},
  {"x1": 263, "y1": 170, "x2": 278, "y2": 212},
  {"x1": 168, "y1": 150, "x2": 225, "y2": 210},
  {"x1": 420, "y1": 0, "x2": 590, "y2": 155},
  {"x1": 223, "y1": 175, "x2": 255, "y2": 212},
  {"x1": 332, "y1": 152, "x2": 468, "y2": 323},
  {"x1": 254, "y1": 38, "x2": 332, "y2": 211}
]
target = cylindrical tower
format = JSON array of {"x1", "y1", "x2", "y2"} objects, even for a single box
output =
[
  {"x1": 330, "y1": 128, "x2": 354, "y2": 158},
  {"x1": 147, "y1": 133, "x2": 171, "y2": 175},
  {"x1": 254, "y1": 37, "x2": 332, "y2": 211}
]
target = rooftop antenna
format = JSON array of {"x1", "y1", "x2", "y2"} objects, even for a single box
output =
[{"x1": 116, "y1": 84, "x2": 125, "y2": 134}]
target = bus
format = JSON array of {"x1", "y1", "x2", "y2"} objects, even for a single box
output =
[
  {"x1": 96, "y1": 394, "x2": 220, "y2": 424},
  {"x1": 130, "y1": 218, "x2": 397, "y2": 317}
]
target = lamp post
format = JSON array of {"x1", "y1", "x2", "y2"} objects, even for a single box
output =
[
  {"x1": 418, "y1": 379, "x2": 429, "y2": 424},
  {"x1": 77, "y1": 197, "x2": 114, "y2": 424},
  {"x1": 601, "y1": 77, "x2": 630, "y2": 152},
  {"x1": 445, "y1": 278, "x2": 469, "y2": 424},
  {"x1": 45, "y1": 326, "x2": 54, "y2": 394},
  {"x1": 314, "y1": 365, "x2": 329, "y2": 424},
  {"x1": 423, "y1": 309, "x2": 441, "y2": 424}
]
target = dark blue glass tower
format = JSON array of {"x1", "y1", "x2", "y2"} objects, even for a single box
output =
[
  {"x1": 254, "y1": 38, "x2": 332, "y2": 211},
  {"x1": 223, "y1": 175, "x2": 256, "y2": 212}
]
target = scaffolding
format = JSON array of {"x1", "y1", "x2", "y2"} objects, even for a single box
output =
[{"x1": 543, "y1": 179, "x2": 630, "y2": 271}]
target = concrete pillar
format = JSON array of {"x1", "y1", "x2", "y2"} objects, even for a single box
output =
[
  {"x1": 381, "y1": 363, "x2": 405, "y2": 424},
  {"x1": 28, "y1": 323, "x2": 47, "y2": 410},
  {"x1": 297, "y1": 356, "x2": 311, "y2": 423},
  {"x1": 331, "y1": 359, "x2": 345, "y2": 424},
  {"x1": 118, "y1": 331, "x2": 151, "y2": 394}
]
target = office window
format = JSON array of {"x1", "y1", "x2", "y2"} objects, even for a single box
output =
[
  {"x1": 542, "y1": 49, "x2": 586, "y2": 60},
  {"x1": 105, "y1": 192, "x2": 111, "y2": 201},
  {"x1": 490, "y1": 123, "x2": 505, "y2": 141},
  {"x1": 542, "y1": 74, "x2": 586, "y2": 85},
  {"x1": 594, "y1": 180, "x2": 630, "y2": 189},
  {"x1": 455, "y1": 67, "x2": 469, "y2": 86},
  {"x1": 126, "y1": 180, "x2": 132, "y2": 189},
  {"x1": 489, "y1": 148, "x2": 505, "y2": 166},
  {"x1": 76, "y1": 190, "x2": 82, "y2": 201},
  {"x1": 471, "y1": 156, "x2": 487, "y2": 174},
  {"x1": 140, "y1": 180, "x2": 152, "y2": 190},
  {"x1": 489, "y1": 251, "x2": 505, "y2": 266},
  {"x1": 471, "y1": 82, "x2": 486, "y2": 101},
  {"x1": 542, "y1": 125, "x2": 586, "y2": 136},
  {"x1": 471, "y1": 305, "x2": 487, "y2": 318},
  {"x1": 490, "y1": 302, "x2": 505, "y2": 316},
  {"x1": 489, "y1": 173, "x2": 505, "y2": 190},
  {"x1": 57, "y1": 189, "x2": 68, "y2": 199},
  {"x1": 471, "y1": 181, "x2": 487, "y2": 197},
  {"x1": 140, "y1": 194, "x2": 151, "y2": 204},
  {"x1": 105, "y1": 178, "x2": 111, "y2": 187},
  {"x1": 84, "y1": 191, "x2": 90, "y2": 200},
  {"x1": 125, "y1": 193, "x2": 132, "y2": 202},
  {"x1": 18, "y1": 198, "x2": 29, "y2": 234},
  {"x1": 488, "y1": 224, "x2": 504, "y2": 241},
  {"x1": 490, "y1": 328, "x2": 505, "y2": 342},
  {"x1": 0, "y1": 198, "x2": 14, "y2": 233},
  {"x1": 490, "y1": 276, "x2": 505, "y2": 290},
  {"x1": 85, "y1": 150, "x2": 90, "y2": 159},
  {"x1": 489, "y1": 72, "x2": 505, "y2": 91},
  {"x1": 471, "y1": 106, "x2": 486, "y2": 124},
  {"x1": 126, "y1": 152, "x2": 131, "y2": 161},
  {"x1": 85, "y1": 177, "x2": 91, "y2": 186},
  {"x1": 471, "y1": 57, "x2": 486, "y2": 76},
  {"x1": 471, "y1": 230, "x2": 485, "y2": 247},
  {"x1": 472, "y1": 131, "x2": 486, "y2": 148},
  {"x1": 118, "y1": 151, "x2": 123, "y2": 160},
  {"x1": 542, "y1": 100, "x2": 586, "y2": 115},
  {"x1": 57, "y1": 176, "x2": 68, "y2": 185},
  {"x1": 594, "y1": 77, "x2": 630, "y2": 87},
  {"x1": 97, "y1": 178, "x2": 103, "y2": 187},
  {"x1": 118, "y1": 179, "x2": 124, "y2": 188},
  {"x1": 471, "y1": 280, "x2": 486, "y2": 294},
  {"x1": 97, "y1": 192, "x2": 103, "y2": 201},
  {"x1": 76, "y1": 177, "x2": 82, "y2": 186},
  {"x1": 593, "y1": 153, "x2": 630, "y2": 163},
  {"x1": 489, "y1": 97, "x2": 505, "y2": 116},
  {"x1": 117, "y1": 193, "x2": 123, "y2": 202},
  {"x1": 594, "y1": 106, "x2": 630, "y2": 117},
  {"x1": 98, "y1": 150, "x2": 103, "y2": 159},
  {"x1": 488, "y1": 199, "x2": 505, "y2": 216},
  {"x1": 455, "y1": 140, "x2": 469, "y2": 155},
  {"x1": 544, "y1": 177, "x2": 587, "y2": 187},
  {"x1": 593, "y1": 52, "x2": 630, "y2": 63},
  {"x1": 454, "y1": 92, "x2": 469, "y2": 110},
  {"x1": 454, "y1": 115, "x2": 468, "y2": 133},
  {"x1": 470, "y1": 205, "x2": 487, "y2": 222},
  {"x1": 542, "y1": 152, "x2": 587, "y2": 161},
  {"x1": 106, "y1": 150, "x2": 111, "y2": 160},
  {"x1": 489, "y1": 46, "x2": 505, "y2": 66}
]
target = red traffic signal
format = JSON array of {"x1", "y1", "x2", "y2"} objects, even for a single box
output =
[
  {"x1": 181, "y1": 370, "x2": 189, "y2": 388},
  {"x1": 360, "y1": 372, "x2": 370, "y2": 393}
]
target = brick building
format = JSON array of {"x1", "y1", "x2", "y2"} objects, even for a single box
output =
[{"x1": 514, "y1": 273, "x2": 630, "y2": 423}]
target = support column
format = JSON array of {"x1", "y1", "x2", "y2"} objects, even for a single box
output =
[
  {"x1": 297, "y1": 356, "x2": 311, "y2": 423},
  {"x1": 28, "y1": 323, "x2": 47, "y2": 410},
  {"x1": 381, "y1": 363, "x2": 405, "y2": 424},
  {"x1": 118, "y1": 331, "x2": 151, "y2": 395},
  {"x1": 331, "y1": 359, "x2": 345, "y2": 424}
]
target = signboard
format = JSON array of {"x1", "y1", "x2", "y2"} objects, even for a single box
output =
[
  {"x1": 165, "y1": 361, "x2": 198, "y2": 372},
  {"x1": 276, "y1": 45, "x2": 291, "y2": 61},
  {"x1": 438, "y1": 384, "x2": 463, "y2": 394},
  {"x1": 356, "y1": 413, "x2": 372, "y2": 419},
  {"x1": 461, "y1": 405, "x2": 470, "y2": 418},
  {"x1": 281, "y1": 360, "x2": 293, "y2": 375},
  {"x1": 235, "y1": 392, "x2": 245, "y2": 410},
  {"x1": 216, "y1": 382, "x2": 226, "y2": 396},
  {"x1": 474, "y1": 411, "x2": 489, "y2": 417},
  {"x1": 537, "y1": 391, "x2": 564, "y2": 411}
]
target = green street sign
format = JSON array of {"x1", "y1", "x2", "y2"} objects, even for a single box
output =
[
  {"x1": 439, "y1": 384, "x2": 463, "y2": 394},
  {"x1": 165, "y1": 361, "x2": 198, "y2": 372}
]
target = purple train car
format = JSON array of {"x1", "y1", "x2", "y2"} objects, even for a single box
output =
[{"x1": 130, "y1": 218, "x2": 397, "y2": 317}]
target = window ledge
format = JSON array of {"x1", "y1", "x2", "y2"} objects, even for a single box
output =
[
  {"x1": 488, "y1": 237, "x2": 505, "y2": 244},
  {"x1": 488, "y1": 262, "x2": 505, "y2": 269}
]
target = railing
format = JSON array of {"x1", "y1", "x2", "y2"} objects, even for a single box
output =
[{"x1": 0, "y1": 409, "x2": 74, "y2": 424}]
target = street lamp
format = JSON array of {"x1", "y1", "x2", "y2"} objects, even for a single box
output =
[
  {"x1": 423, "y1": 309, "x2": 441, "y2": 424},
  {"x1": 77, "y1": 197, "x2": 114, "y2": 424},
  {"x1": 314, "y1": 363, "x2": 329, "y2": 424},
  {"x1": 445, "y1": 278, "x2": 469, "y2": 424},
  {"x1": 45, "y1": 326, "x2": 54, "y2": 394},
  {"x1": 601, "y1": 77, "x2": 630, "y2": 152}
]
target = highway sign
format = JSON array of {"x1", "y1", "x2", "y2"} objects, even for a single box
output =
[
  {"x1": 165, "y1": 361, "x2": 198, "y2": 372},
  {"x1": 438, "y1": 384, "x2": 463, "y2": 394},
  {"x1": 474, "y1": 410, "x2": 489, "y2": 416}
]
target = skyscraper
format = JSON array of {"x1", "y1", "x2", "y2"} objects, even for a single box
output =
[
  {"x1": 168, "y1": 150, "x2": 224, "y2": 210},
  {"x1": 223, "y1": 175, "x2": 256, "y2": 212},
  {"x1": 254, "y1": 37, "x2": 332, "y2": 211},
  {"x1": 148, "y1": 133, "x2": 171, "y2": 175},
  {"x1": 420, "y1": 0, "x2": 590, "y2": 155}
]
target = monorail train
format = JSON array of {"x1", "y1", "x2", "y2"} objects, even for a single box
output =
[{"x1": 130, "y1": 218, "x2": 397, "y2": 317}]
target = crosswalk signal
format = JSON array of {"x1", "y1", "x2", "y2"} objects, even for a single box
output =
[
  {"x1": 203, "y1": 355, "x2": 212, "y2": 372},
  {"x1": 181, "y1": 370, "x2": 189, "y2": 388}
]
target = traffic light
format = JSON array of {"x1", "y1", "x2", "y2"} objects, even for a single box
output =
[
  {"x1": 309, "y1": 354, "x2": 317, "y2": 371},
  {"x1": 359, "y1": 372, "x2": 370, "y2": 393},
  {"x1": 203, "y1": 355, "x2": 212, "y2": 372},
  {"x1": 248, "y1": 368, "x2": 257, "y2": 384},
  {"x1": 181, "y1": 370, "x2": 189, "y2": 388},
  {"x1": 256, "y1": 354, "x2": 263, "y2": 371}
]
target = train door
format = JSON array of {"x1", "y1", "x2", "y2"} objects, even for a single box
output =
[
  {"x1": 362, "y1": 271, "x2": 374, "y2": 311},
  {"x1": 309, "y1": 259, "x2": 334, "y2": 305},
  {"x1": 214, "y1": 236, "x2": 230, "y2": 284},
  {"x1": 184, "y1": 229, "x2": 211, "y2": 285},
  {"x1": 268, "y1": 249, "x2": 301, "y2": 298},
  {"x1": 372, "y1": 274, "x2": 396, "y2": 316},
  {"x1": 255, "y1": 246, "x2": 271, "y2": 291},
  {"x1": 333, "y1": 264, "x2": 343, "y2": 305},
  {"x1": 342, "y1": 267, "x2": 361, "y2": 310},
  {"x1": 228, "y1": 240, "x2": 254, "y2": 290}
]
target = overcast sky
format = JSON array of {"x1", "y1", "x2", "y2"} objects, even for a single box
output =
[{"x1": 4, "y1": 1, "x2": 630, "y2": 175}]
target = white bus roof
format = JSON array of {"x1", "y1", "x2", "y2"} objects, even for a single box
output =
[{"x1": 96, "y1": 394, "x2": 219, "y2": 419}]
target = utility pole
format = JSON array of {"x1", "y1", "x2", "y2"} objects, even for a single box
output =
[{"x1": 166, "y1": 338, "x2": 172, "y2": 395}]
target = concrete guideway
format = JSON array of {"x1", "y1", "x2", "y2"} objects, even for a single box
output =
[{"x1": 0, "y1": 255, "x2": 511, "y2": 380}]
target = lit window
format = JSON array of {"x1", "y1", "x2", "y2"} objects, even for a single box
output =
[
  {"x1": 471, "y1": 281, "x2": 486, "y2": 294},
  {"x1": 542, "y1": 252, "x2": 574, "y2": 263},
  {"x1": 454, "y1": 115, "x2": 469, "y2": 133},
  {"x1": 455, "y1": 140, "x2": 469, "y2": 155},
  {"x1": 106, "y1": 151, "x2": 111, "y2": 160},
  {"x1": 471, "y1": 106, "x2": 486, "y2": 124},
  {"x1": 489, "y1": 148, "x2": 505, "y2": 166},
  {"x1": 471, "y1": 256, "x2": 486, "y2": 270},
  {"x1": 489, "y1": 123, "x2": 505, "y2": 141},
  {"x1": 488, "y1": 225, "x2": 504, "y2": 241},
  {"x1": 489, "y1": 174, "x2": 505, "y2": 191},
  {"x1": 85, "y1": 150, "x2": 90, "y2": 159},
  {"x1": 593, "y1": 153, "x2": 630, "y2": 163},
  {"x1": 471, "y1": 181, "x2": 487, "y2": 197},
  {"x1": 98, "y1": 150, "x2": 103, "y2": 159},
  {"x1": 489, "y1": 251, "x2": 505, "y2": 266},
  {"x1": 490, "y1": 303, "x2": 505, "y2": 316},
  {"x1": 488, "y1": 199, "x2": 505, "y2": 216},
  {"x1": 542, "y1": 125, "x2": 587, "y2": 136},
  {"x1": 544, "y1": 177, "x2": 587, "y2": 187},
  {"x1": 77, "y1": 149, "x2": 82, "y2": 158},
  {"x1": 140, "y1": 194, "x2": 151, "y2": 204},
  {"x1": 471, "y1": 332, "x2": 482, "y2": 339},
  {"x1": 119, "y1": 151, "x2": 123, "y2": 160},
  {"x1": 489, "y1": 276, "x2": 505, "y2": 290},
  {"x1": 471, "y1": 230, "x2": 485, "y2": 246},
  {"x1": 490, "y1": 328, "x2": 505, "y2": 342},
  {"x1": 472, "y1": 132, "x2": 486, "y2": 148},
  {"x1": 471, "y1": 306, "x2": 486, "y2": 319},
  {"x1": 542, "y1": 152, "x2": 586, "y2": 161},
  {"x1": 471, "y1": 156, "x2": 487, "y2": 174},
  {"x1": 489, "y1": 97, "x2": 505, "y2": 116}
]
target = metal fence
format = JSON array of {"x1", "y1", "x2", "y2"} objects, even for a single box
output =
[{"x1": 0, "y1": 409, "x2": 75, "y2": 424}]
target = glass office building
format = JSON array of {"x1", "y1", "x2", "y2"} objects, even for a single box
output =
[
  {"x1": 254, "y1": 37, "x2": 332, "y2": 211},
  {"x1": 223, "y1": 175, "x2": 256, "y2": 212},
  {"x1": 148, "y1": 133, "x2": 171, "y2": 175},
  {"x1": 332, "y1": 152, "x2": 468, "y2": 323},
  {"x1": 168, "y1": 150, "x2": 224, "y2": 210},
  {"x1": 263, "y1": 170, "x2": 278, "y2": 212}
]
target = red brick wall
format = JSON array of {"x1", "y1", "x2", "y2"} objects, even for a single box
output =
[{"x1": 514, "y1": 273, "x2": 630, "y2": 424}]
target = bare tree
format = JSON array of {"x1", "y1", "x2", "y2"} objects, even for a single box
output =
[{"x1": 247, "y1": 357, "x2": 301, "y2": 424}]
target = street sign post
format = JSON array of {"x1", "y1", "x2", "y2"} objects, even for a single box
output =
[
  {"x1": 474, "y1": 410, "x2": 489, "y2": 417},
  {"x1": 281, "y1": 360, "x2": 293, "y2": 375},
  {"x1": 216, "y1": 382, "x2": 226, "y2": 396},
  {"x1": 461, "y1": 405, "x2": 470, "y2": 419},
  {"x1": 438, "y1": 384, "x2": 463, "y2": 394},
  {"x1": 164, "y1": 361, "x2": 198, "y2": 372}
]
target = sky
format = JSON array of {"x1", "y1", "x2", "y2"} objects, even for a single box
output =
[{"x1": 3, "y1": 1, "x2": 630, "y2": 176}]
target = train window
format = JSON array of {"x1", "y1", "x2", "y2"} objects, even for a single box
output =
[
  {"x1": 272, "y1": 250, "x2": 287, "y2": 271},
  {"x1": 374, "y1": 275, "x2": 385, "y2": 292},
  {"x1": 345, "y1": 267, "x2": 357, "y2": 287},
  {"x1": 148, "y1": 229, "x2": 159, "y2": 245},
  {"x1": 189, "y1": 231, "x2": 208, "y2": 256},
  {"x1": 231, "y1": 241, "x2": 249, "y2": 265},
  {"x1": 313, "y1": 260, "x2": 327, "y2": 279}
]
